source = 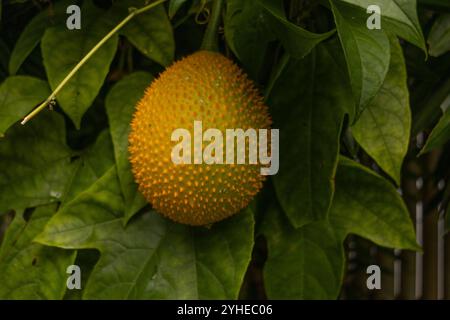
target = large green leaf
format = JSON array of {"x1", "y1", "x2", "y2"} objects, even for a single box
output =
[
  {"x1": 330, "y1": 157, "x2": 419, "y2": 250},
  {"x1": 262, "y1": 157, "x2": 419, "y2": 299},
  {"x1": 262, "y1": 204, "x2": 345, "y2": 299},
  {"x1": 62, "y1": 130, "x2": 115, "y2": 205},
  {"x1": 420, "y1": 106, "x2": 450, "y2": 154},
  {"x1": 257, "y1": 0, "x2": 335, "y2": 59},
  {"x1": 0, "y1": 112, "x2": 76, "y2": 212},
  {"x1": 105, "y1": 72, "x2": 153, "y2": 223},
  {"x1": 330, "y1": 0, "x2": 390, "y2": 111},
  {"x1": 224, "y1": 0, "x2": 276, "y2": 79},
  {"x1": 352, "y1": 37, "x2": 410, "y2": 185},
  {"x1": 0, "y1": 205, "x2": 76, "y2": 299},
  {"x1": 110, "y1": 0, "x2": 175, "y2": 67},
  {"x1": 338, "y1": 0, "x2": 426, "y2": 53},
  {"x1": 8, "y1": 0, "x2": 71, "y2": 75},
  {"x1": 0, "y1": 76, "x2": 50, "y2": 136},
  {"x1": 267, "y1": 43, "x2": 353, "y2": 228},
  {"x1": 42, "y1": 2, "x2": 118, "y2": 128},
  {"x1": 428, "y1": 14, "x2": 450, "y2": 57},
  {"x1": 36, "y1": 168, "x2": 255, "y2": 299}
]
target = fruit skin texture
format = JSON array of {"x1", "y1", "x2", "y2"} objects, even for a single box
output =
[{"x1": 129, "y1": 51, "x2": 272, "y2": 226}]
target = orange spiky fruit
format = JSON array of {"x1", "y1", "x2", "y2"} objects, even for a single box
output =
[{"x1": 129, "y1": 51, "x2": 272, "y2": 226}]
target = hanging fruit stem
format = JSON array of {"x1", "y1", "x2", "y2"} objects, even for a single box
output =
[{"x1": 200, "y1": 0, "x2": 224, "y2": 52}]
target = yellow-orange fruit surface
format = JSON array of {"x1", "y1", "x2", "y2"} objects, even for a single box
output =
[{"x1": 129, "y1": 51, "x2": 271, "y2": 226}]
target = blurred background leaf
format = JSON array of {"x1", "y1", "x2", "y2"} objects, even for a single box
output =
[
  {"x1": 428, "y1": 13, "x2": 450, "y2": 57},
  {"x1": 8, "y1": 0, "x2": 70, "y2": 75}
]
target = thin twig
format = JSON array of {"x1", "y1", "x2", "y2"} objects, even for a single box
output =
[{"x1": 21, "y1": 0, "x2": 167, "y2": 125}]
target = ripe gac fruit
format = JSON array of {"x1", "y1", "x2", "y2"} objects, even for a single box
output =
[{"x1": 129, "y1": 51, "x2": 272, "y2": 226}]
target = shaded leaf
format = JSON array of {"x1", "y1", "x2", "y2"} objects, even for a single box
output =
[
  {"x1": 352, "y1": 37, "x2": 410, "y2": 184},
  {"x1": 262, "y1": 157, "x2": 419, "y2": 299},
  {"x1": 428, "y1": 14, "x2": 450, "y2": 57},
  {"x1": 330, "y1": 157, "x2": 419, "y2": 250},
  {"x1": 42, "y1": 2, "x2": 118, "y2": 128},
  {"x1": 36, "y1": 168, "x2": 255, "y2": 299},
  {"x1": 330, "y1": 0, "x2": 390, "y2": 110},
  {"x1": 258, "y1": 0, "x2": 335, "y2": 58},
  {"x1": 8, "y1": 0, "x2": 70, "y2": 75},
  {"x1": 105, "y1": 72, "x2": 153, "y2": 223},
  {"x1": 338, "y1": 0, "x2": 426, "y2": 53},
  {"x1": 267, "y1": 43, "x2": 353, "y2": 227},
  {"x1": 0, "y1": 112, "x2": 76, "y2": 212},
  {"x1": 0, "y1": 205, "x2": 76, "y2": 299},
  {"x1": 63, "y1": 249, "x2": 100, "y2": 300},
  {"x1": 62, "y1": 130, "x2": 115, "y2": 204},
  {"x1": 262, "y1": 203, "x2": 345, "y2": 299},
  {"x1": 168, "y1": 0, "x2": 190, "y2": 18},
  {"x1": 224, "y1": 0, "x2": 276, "y2": 79},
  {"x1": 111, "y1": 0, "x2": 175, "y2": 66},
  {"x1": 0, "y1": 76, "x2": 50, "y2": 136},
  {"x1": 420, "y1": 106, "x2": 450, "y2": 154}
]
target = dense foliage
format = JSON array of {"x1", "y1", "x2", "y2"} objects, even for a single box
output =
[{"x1": 0, "y1": 0, "x2": 449, "y2": 299}]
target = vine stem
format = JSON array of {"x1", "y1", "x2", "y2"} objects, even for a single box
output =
[
  {"x1": 200, "y1": 0, "x2": 224, "y2": 52},
  {"x1": 21, "y1": 0, "x2": 167, "y2": 125}
]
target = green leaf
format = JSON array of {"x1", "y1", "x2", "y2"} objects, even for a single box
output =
[
  {"x1": 0, "y1": 76, "x2": 50, "y2": 136},
  {"x1": 42, "y1": 2, "x2": 118, "y2": 128},
  {"x1": 168, "y1": 0, "x2": 189, "y2": 18},
  {"x1": 338, "y1": 0, "x2": 426, "y2": 53},
  {"x1": 420, "y1": 106, "x2": 450, "y2": 154},
  {"x1": 36, "y1": 168, "x2": 255, "y2": 299},
  {"x1": 111, "y1": 0, "x2": 175, "y2": 67},
  {"x1": 412, "y1": 77, "x2": 450, "y2": 135},
  {"x1": 330, "y1": 0, "x2": 390, "y2": 110},
  {"x1": 267, "y1": 44, "x2": 353, "y2": 227},
  {"x1": 0, "y1": 205, "x2": 76, "y2": 299},
  {"x1": 105, "y1": 72, "x2": 153, "y2": 223},
  {"x1": 262, "y1": 157, "x2": 418, "y2": 299},
  {"x1": 0, "y1": 112, "x2": 76, "y2": 212},
  {"x1": 62, "y1": 130, "x2": 115, "y2": 204},
  {"x1": 428, "y1": 14, "x2": 450, "y2": 57},
  {"x1": 8, "y1": 0, "x2": 70, "y2": 75},
  {"x1": 330, "y1": 157, "x2": 419, "y2": 250},
  {"x1": 262, "y1": 203, "x2": 345, "y2": 299},
  {"x1": 257, "y1": 0, "x2": 335, "y2": 59},
  {"x1": 352, "y1": 37, "x2": 410, "y2": 185},
  {"x1": 224, "y1": 0, "x2": 276, "y2": 79}
]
